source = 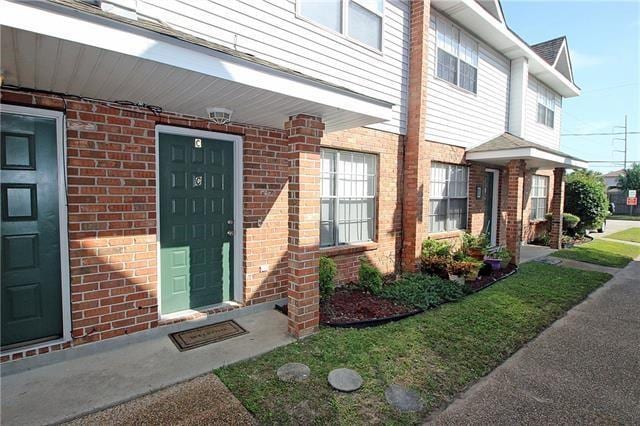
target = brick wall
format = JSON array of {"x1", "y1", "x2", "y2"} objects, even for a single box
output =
[
  {"x1": 320, "y1": 127, "x2": 404, "y2": 284},
  {"x1": 0, "y1": 89, "x2": 296, "y2": 357}
]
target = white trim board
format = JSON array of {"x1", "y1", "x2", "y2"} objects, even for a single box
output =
[
  {"x1": 154, "y1": 125, "x2": 244, "y2": 319},
  {"x1": 0, "y1": 103, "x2": 72, "y2": 353},
  {"x1": 485, "y1": 168, "x2": 500, "y2": 247}
]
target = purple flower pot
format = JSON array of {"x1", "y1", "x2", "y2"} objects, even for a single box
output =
[{"x1": 485, "y1": 259, "x2": 502, "y2": 271}]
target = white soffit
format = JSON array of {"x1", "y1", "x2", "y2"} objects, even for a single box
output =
[
  {"x1": 0, "y1": 0, "x2": 393, "y2": 131},
  {"x1": 466, "y1": 148, "x2": 588, "y2": 169},
  {"x1": 431, "y1": 0, "x2": 580, "y2": 97}
]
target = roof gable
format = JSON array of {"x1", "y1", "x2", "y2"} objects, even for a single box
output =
[
  {"x1": 531, "y1": 36, "x2": 574, "y2": 83},
  {"x1": 475, "y1": 0, "x2": 505, "y2": 23}
]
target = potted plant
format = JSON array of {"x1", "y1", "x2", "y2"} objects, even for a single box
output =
[
  {"x1": 464, "y1": 257, "x2": 484, "y2": 281},
  {"x1": 484, "y1": 257, "x2": 502, "y2": 271},
  {"x1": 447, "y1": 260, "x2": 473, "y2": 285},
  {"x1": 462, "y1": 232, "x2": 489, "y2": 260},
  {"x1": 492, "y1": 247, "x2": 512, "y2": 269}
]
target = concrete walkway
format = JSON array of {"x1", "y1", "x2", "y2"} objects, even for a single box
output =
[
  {"x1": 1, "y1": 308, "x2": 293, "y2": 425},
  {"x1": 428, "y1": 257, "x2": 640, "y2": 424}
]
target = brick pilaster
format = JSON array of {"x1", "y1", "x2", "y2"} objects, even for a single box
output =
[
  {"x1": 505, "y1": 160, "x2": 526, "y2": 263},
  {"x1": 549, "y1": 168, "x2": 566, "y2": 249},
  {"x1": 285, "y1": 114, "x2": 323, "y2": 338},
  {"x1": 401, "y1": 0, "x2": 431, "y2": 271}
]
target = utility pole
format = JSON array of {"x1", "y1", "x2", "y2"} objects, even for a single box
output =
[{"x1": 624, "y1": 114, "x2": 628, "y2": 170}]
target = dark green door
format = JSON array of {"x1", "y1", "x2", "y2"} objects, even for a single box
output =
[
  {"x1": 159, "y1": 133, "x2": 234, "y2": 314},
  {"x1": 482, "y1": 171, "x2": 495, "y2": 246},
  {"x1": 1, "y1": 112, "x2": 63, "y2": 349}
]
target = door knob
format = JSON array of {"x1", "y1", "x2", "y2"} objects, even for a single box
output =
[
  {"x1": 227, "y1": 219, "x2": 234, "y2": 225},
  {"x1": 227, "y1": 230, "x2": 234, "y2": 236}
]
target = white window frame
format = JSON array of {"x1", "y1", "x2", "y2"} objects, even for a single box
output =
[
  {"x1": 434, "y1": 16, "x2": 479, "y2": 94},
  {"x1": 320, "y1": 148, "x2": 378, "y2": 247},
  {"x1": 429, "y1": 162, "x2": 469, "y2": 233},
  {"x1": 530, "y1": 175, "x2": 549, "y2": 221},
  {"x1": 296, "y1": 0, "x2": 385, "y2": 53},
  {"x1": 537, "y1": 83, "x2": 555, "y2": 128}
]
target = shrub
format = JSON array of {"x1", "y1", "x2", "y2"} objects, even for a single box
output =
[
  {"x1": 531, "y1": 232, "x2": 551, "y2": 246},
  {"x1": 380, "y1": 273, "x2": 467, "y2": 310},
  {"x1": 565, "y1": 170, "x2": 608, "y2": 232},
  {"x1": 319, "y1": 256, "x2": 337, "y2": 301},
  {"x1": 562, "y1": 213, "x2": 580, "y2": 230},
  {"x1": 461, "y1": 232, "x2": 489, "y2": 256},
  {"x1": 421, "y1": 238, "x2": 453, "y2": 258},
  {"x1": 358, "y1": 257, "x2": 383, "y2": 295},
  {"x1": 420, "y1": 255, "x2": 450, "y2": 278},
  {"x1": 491, "y1": 247, "x2": 512, "y2": 266}
]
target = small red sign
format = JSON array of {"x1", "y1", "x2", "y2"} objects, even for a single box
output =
[{"x1": 627, "y1": 197, "x2": 638, "y2": 206}]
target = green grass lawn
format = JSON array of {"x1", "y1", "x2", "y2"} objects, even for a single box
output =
[
  {"x1": 552, "y1": 239, "x2": 640, "y2": 267},
  {"x1": 216, "y1": 263, "x2": 611, "y2": 425},
  {"x1": 609, "y1": 215, "x2": 640, "y2": 221},
  {"x1": 606, "y1": 227, "x2": 640, "y2": 243}
]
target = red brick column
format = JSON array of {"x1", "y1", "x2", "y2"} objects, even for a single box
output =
[
  {"x1": 549, "y1": 168, "x2": 566, "y2": 249},
  {"x1": 402, "y1": 0, "x2": 431, "y2": 271},
  {"x1": 505, "y1": 160, "x2": 526, "y2": 264},
  {"x1": 285, "y1": 114, "x2": 323, "y2": 338}
]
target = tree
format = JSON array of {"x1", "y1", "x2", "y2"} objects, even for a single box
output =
[
  {"x1": 618, "y1": 164, "x2": 640, "y2": 192},
  {"x1": 564, "y1": 170, "x2": 609, "y2": 232}
]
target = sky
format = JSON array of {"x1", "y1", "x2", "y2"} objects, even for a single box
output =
[{"x1": 501, "y1": 0, "x2": 640, "y2": 174}]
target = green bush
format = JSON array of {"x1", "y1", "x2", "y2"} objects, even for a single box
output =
[
  {"x1": 421, "y1": 238, "x2": 453, "y2": 258},
  {"x1": 562, "y1": 213, "x2": 580, "y2": 230},
  {"x1": 380, "y1": 273, "x2": 467, "y2": 310},
  {"x1": 358, "y1": 257, "x2": 383, "y2": 295},
  {"x1": 461, "y1": 232, "x2": 489, "y2": 255},
  {"x1": 319, "y1": 256, "x2": 337, "y2": 301},
  {"x1": 565, "y1": 171, "x2": 608, "y2": 232}
]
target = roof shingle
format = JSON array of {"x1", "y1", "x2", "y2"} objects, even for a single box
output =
[{"x1": 530, "y1": 36, "x2": 566, "y2": 65}]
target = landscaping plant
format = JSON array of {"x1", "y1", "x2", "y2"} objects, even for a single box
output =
[
  {"x1": 492, "y1": 246, "x2": 512, "y2": 268},
  {"x1": 357, "y1": 257, "x2": 383, "y2": 295},
  {"x1": 565, "y1": 170, "x2": 609, "y2": 233},
  {"x1": 380, "y1": 273, "x2": 467, "y2": 310},
  {"x1": 562, "y1": 213, "x2": 580, "y2": 231},
  {"x1": 461, "y1": 232, "x2": 489, "y2": 259},
  {"x1": 420, "y1": 238, "x2": 453, "y2": 277},
  {"x1": 319, "y1": 256, "x2": 337, "y2": 301}
]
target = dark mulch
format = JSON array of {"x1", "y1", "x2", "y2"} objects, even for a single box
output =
[
  {"x1": 320, "y1": 287, "x2": 416, "y2": 325},
  {"x1": 466, "y1": 264, "x2": 518, "y2": 292}
]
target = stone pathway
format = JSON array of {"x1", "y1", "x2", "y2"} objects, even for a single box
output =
[
  {"x1": 552, "y1": 257, "x2": 622, "y2": 275},
  {"x1": 385, "y1": 384, "x2": 424, "y2": 412},
  {"x1": 328, "y1": 368, "x2": 363, "y2": 392},
  {"x1": 277, "y1": 363, "x2": 310, "y2": 382},
  {"x1": 66, "y1": 374, "x2": 256, "y2": 425},
  {"x1": 600, "y1": 236, "x2": 640, "y2": 246}
]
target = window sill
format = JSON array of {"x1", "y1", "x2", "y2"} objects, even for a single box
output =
[
  {"x1": 320, "y1": 242, "x2": 378, "y2": 257},
  {"x1": 428, "y1": 230, "x2": 466, "y2": 240},
  {"x1": 529, "y1": 219, "x2": 549, "y2": 225}
]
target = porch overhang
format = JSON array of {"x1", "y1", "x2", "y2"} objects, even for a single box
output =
[
  {"x1": 0, "y1": 0, "x2": 394, "y2": 132},
  {"x1": 466, "y1": 133, "x2": 588, "y2": 169}
]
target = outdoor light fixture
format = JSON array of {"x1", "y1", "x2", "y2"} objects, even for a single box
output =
[{"x1": 206, "y1": 107, "x2": 233, "y2": 125}]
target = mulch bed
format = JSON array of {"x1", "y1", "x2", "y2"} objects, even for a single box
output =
[
  {"x1": 466, "y1": 264, "x2": 518, "y2": 292},
  {"x1": 320, "y1": 288, "x2": 420, "y2": 327}
]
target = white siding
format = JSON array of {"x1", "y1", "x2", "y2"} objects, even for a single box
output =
[
  {"x1": 525, "y1": 75, "x2": 562, "y2": 148},
  {"x1": 130, "y1": 0, "x2": 409, "y2": 134},
  {"x1": 424, "y1": 9, "x2": 510, "y2": 148}
]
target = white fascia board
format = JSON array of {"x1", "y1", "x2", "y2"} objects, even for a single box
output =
[
  {"x1": 0, "y1": 0, "x2": 393, "y2": 122},
  {"x1": 466, "y1": 147, "x2": 587, "y2": 169},
  {"x1": 435, "y1": 0, "x2": 580, "y2": 98}
]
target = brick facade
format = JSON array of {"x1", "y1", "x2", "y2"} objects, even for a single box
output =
[
  {"x1": 320, "y1": 128, "x2": 404, "y2": 283},
  {"x1": 505, "y1": 160, "x2": 526, "y2": 263},
  {"x1": 549, "y1": 168, "x2": 566, "y2": 249}
]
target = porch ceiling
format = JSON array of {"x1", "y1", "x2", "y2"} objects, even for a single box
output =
[{"x1": 0, "y1": 0, "x2": 393, "y2": 132}]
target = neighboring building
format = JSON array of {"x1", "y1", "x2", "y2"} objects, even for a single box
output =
[
  {"x1": 604, "y1": 169, "x2": 624, "y2": 189},
  {"x1": 0, "y1": 0, "x2": 585, "y2": 362}
]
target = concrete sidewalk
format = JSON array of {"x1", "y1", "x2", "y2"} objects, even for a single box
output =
[
  {"x1": 1, "y1": 307, "x2": 293, "y2": 425},
  {"x1": 428, "y1": 257, "x2": 640, "y2": 425}
]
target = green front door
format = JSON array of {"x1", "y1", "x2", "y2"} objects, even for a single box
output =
[
  {"x1": 159, "y1": 133, "x2": 235, "y2": 314},
  {"x1": 1, "y1": 112, "x2": 63, "y2": 349}
]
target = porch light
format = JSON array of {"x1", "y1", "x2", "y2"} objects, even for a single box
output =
[{"x1": 206, "y1": 107, "x2": 233, "y2": 125}]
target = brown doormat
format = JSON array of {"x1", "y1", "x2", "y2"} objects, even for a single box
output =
[{"x1": 169, "y1": 320, "x2": 248, "y2": 351}]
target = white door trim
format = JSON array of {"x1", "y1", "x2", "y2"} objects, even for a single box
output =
[
  {"x1": 0, "y1": 103, "x2": 72, "y2": 350},
  {"x1": 155, "y1": 125, "x2": 244, "y2": 319},
  {"x1": 485, "y1": 168, "x2": 500, "y2": 247}
]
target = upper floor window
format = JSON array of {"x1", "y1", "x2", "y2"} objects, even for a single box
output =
[
  {"x1": 298, "y1": 0, "x2": 383, "y2": 50},
  {"x1": 435, "y1": 17, "x2": 478, "y2": 93},
  {"x1": 429, "y1": 162, "x2": 468, "y2": 233},
  {"x1": 530, "y1": 175, "x2": 549, "y2": 220},
  {"x1": 537, "y1": 84, "x2": 555, "y2": 128},
  {"x1": 320, "y1": 149, "x2": 377, "y2": 247}
]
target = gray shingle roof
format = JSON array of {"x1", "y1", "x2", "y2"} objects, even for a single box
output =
[
  {"x1": 530, "y1": 36, "x2": 566, "y2": 65},
  {"x1": 468, "y1": 132, "x2": 585, "y2": 161}
]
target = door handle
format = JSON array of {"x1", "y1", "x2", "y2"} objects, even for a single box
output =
[{"x1": 227, "y1": 230, "x2": 234, "y2": 236}]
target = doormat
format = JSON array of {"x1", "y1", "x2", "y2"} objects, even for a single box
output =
[{"x1": 169, "y1": 320, "x2": 248, "y2": 351}]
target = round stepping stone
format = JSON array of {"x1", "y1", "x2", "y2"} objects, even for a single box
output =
[
  {"x1": 385, "y1": 384, "x2": 424, "y2": 412},
  {"x1": 277, "y1": 362, "x2": 311, "y2": 382},
  {"x1": 327, "y1": 368, "x2": 363, "y2": 392}
]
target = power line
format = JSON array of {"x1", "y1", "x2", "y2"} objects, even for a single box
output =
[{"x1": 561, "y1": 131, "x2": 639, "y2": 136}]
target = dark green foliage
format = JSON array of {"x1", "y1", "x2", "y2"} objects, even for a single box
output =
[
  {"x1": 380, "y1": 273, "x2": 468, "y2": 310},
  {"x1": 319, "y1": 256, "x2": 337, "y2": 301},
  {"x1": 617, "y1": 164, "x2": 640, "y2": 192},
  {"x1": 357, "y1": 257, "x2": 383, "y2": 295},
  {"x1": 565, "y1": 170, "x2": 609, "y2": 232},
  {"x1": 562, "y1": 213, "x2": 580, "y2": 230}
]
